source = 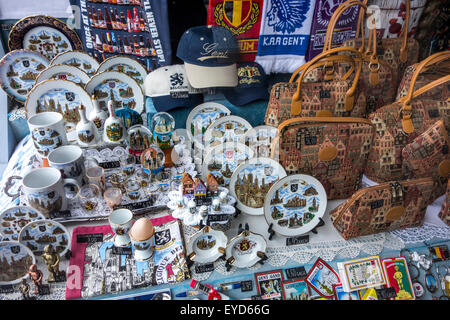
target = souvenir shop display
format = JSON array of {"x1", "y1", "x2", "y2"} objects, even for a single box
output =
[
  {"x1": 0, "y1": 241, "x2": 36, "y2": 285},
  {"x1": 186, "y1": 226, "x2": 227, "y2": 264},
  {"x1": 50, "y1": 50, "x2": 99, "y2": 77},
  {"x1": 0, "y1": 206, "x2": 45, "y2": 241},
  {"x1": 34, "y1": 64, "x2": 90, "y2": 87}
]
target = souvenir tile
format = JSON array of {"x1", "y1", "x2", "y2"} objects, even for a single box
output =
[
  {"x1": 202, "y1": 142, "x2": 254, "y2": 187},
  {"x1": 25, "y1": 79, "x2": 94, "y2": 142},
  {"x1": 9, "y1": 15, "x2": 83, "y2": 61},
  {"x1": 263, "y1": 174, "x2": 327, "y2": 237},
  {"x1": 333, "y1": 284, "x2": 361, "y2": 300},
  {"x1": 187, "y1": 226, "x2": 227, "y2": 264},
  {"x1": 19, "y1": 219, "x2": 71, "y2": 257},
  {"x1": 0, "y1": 206, "x2": 45, "y2": 241},
  {"x1": 51, "y1": 50, "x2": 99, "y2": 77},
  {"x1": 85, "y1": 71, "x2": 144, "y2": 115},
  {"x1": 337, "y1": 256, "x2": 386, "y2": 293},
  {"x1": 35, "y1": 64, "x2": 90, "y2": 87},
  {"x1": 96, "y1": 56, "x2": 148, "y2": 90},
  {"x1": 381, "y1": 257, "x2": 416, "y2": 300},
  {"x1": 229, "y1": 157, "x2": 286, "y2": 216},
  {"x1": 239, "y1": 125, "x2": 278, "y2": 159},
  {"x1": 0, "y1": 241, "x2": 36, "y2": 285},
  {"x1": 225, "y1": 230, "x2": 266, "y2": 269},
  {"x1": 281, "y1": 279, "x2": 310, "y2": 300},
  {"x1": 186, "y1": 102, "x2": 231, "y2": 149},
  {"x1": 305, "y1": 258, "x2": 340, "y2": 298},
  {"x1": 203, "y1": 115, "x2": 252, "y2": 153},
  {"x1": 0, "y1": 50, "x2": 49, "y2": 102},
  {"x1": 255, "y1": 270, "x2": 284, "y2": 300}
]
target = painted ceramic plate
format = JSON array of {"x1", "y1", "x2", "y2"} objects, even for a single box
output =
[
  {"x1": 0, "y1": 49, "x2": 49, "y2": 102},
  {"x1": 229, "y1": 157, "x2": 287, "y2": 216},
  {"x1": 85, "y1": 71, "x2": 144, "y2": 115},
  {"x1": 239, "y1": 125, "x2": 278, "y2": 159},
  {"x1": 185, "y1": 102, "x2": 231, "y2": 149},
  {"x1": 264, "y1": 174, "x2": 327, "y2": 237},
  {"x1": 203, "y1": 115, "x2": 252, "y2": 153},
  {"x1": 0, "y1": 206, "x2": 45, "y2": 241},
  {"x1": 202, "y1": 142, "x2": 254, "y2": 187},
  {"x1": 9, "y1": 15, "x2": 83, "y2": 61},
  {"x1": 0, "y1": 241, "x2": 36, "y2": 285},
  {"x1": 96, "y1": 56, "x2": 147, "y2": 90},
  {"x1": 25, "y1": 79, "x2": 94, "y2": 142},
  {"x1": 19, "y1": 219, "x2": 71, "y2": 257},
  {"x1": 35, "y1": 64, "x2": 90, "y2": 86},
  {"x1": 187, "y1": 226, "x2": 227, "y2": 264},
  {"x1": 225, "y1": 230, "x2": 267, "y2": 269},
  {"x1": 51, "y1": 50, "x2": 99, "y2": 77}
]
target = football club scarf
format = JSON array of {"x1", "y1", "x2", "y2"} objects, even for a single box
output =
[
  {"x1": 255, "y1": 0, "x2": 317, "y2": 74},
  {"x1": 207, "y1": 0, "x2": 264, "y2": 62}
]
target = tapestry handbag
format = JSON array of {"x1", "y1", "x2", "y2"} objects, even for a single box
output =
[
  {"x1": 324, "y1": 0, "x2": 397, "y2": 113},
  {"x1": 329, "y1": 177, "x2": 436, "y2": 240},
  {"x1": 365, "y1": 51, "x2": 450, "y2": 183},
  {"x1": 344, "y1": 0, "x2": 420, "y2": 89},
  {"x1": 273, "y1": 117, "x2": 375, "y2": 200},
  {"x1": 264, "y1": 46, "x2": 366, "y2": 128},
  {"x1": 439, "y1": 180, "x2": 450, "y2": 226}
]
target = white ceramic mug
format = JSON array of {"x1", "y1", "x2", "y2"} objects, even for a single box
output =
[
  {"x1": 21, "y1": 167, "x2": 80, "y2": 217},
  {"x1": 48, "y1": 145, "x2": 86, "y2": 186},
  {"x1": 109, "y1": 209, "x2": 133, "y2": 247},
  {"x1": 28, "y1": 112, "x2": 68, "y2": 158}
]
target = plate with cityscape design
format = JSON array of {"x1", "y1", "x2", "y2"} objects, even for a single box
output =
[
  {"x1": 187, "y1": 226, "x2": 227, "y2": 264},
  {"x1": 239, "y1": 125, "x2": 279, "y2": 159},
  {"x1": 51, "y1": 50, "x2": 99, "y2": 77},
  {"x1": 264, "y1": 174, "x2": 327, "y2": 237},
  {"x1": 85, "y1": 71, "x2": 144, "y2": 115},
  {"x1": 35, "y1": 64, "x2": 90, "y2": 87},
  {"x1": 96, "y1": 56, "x2": 147, "y2": 90},
  {"x1": 18, "y1": 219, "x2": 71, "y2": 257},
  {"x1": 229, "y1": 157, "x2": 286, "y2": 216},
  {"x1": 0, "y1": 241, "x2": 36, "y2": 285},
  {"x1": 0, "y1": 49, "x2": 49, "y2": 102},
  {"x1": 0, "y1": 206, "x2": 45, "y2": 241},
  {"x1": 25, "y1": 79, "x2": 94, "y2": 142}
]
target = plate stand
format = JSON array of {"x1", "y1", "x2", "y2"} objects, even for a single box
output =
[{"x1": 267, "y1": 217, "x2": 326, "y2": 240}]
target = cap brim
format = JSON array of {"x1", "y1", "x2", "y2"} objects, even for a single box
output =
[
  {"x1": 223, "y1": 87, "x2": 269, "y2": 106},
  {"x1": 184, "y1": 62, "x2": 238, "y2": 89},
  {"x1": 151, "y1": 93, "x2": 204, "y2": 112}
]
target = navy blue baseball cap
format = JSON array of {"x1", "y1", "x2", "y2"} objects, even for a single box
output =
[
  {"x1": 222, "y1": 62, "x2": 269, "y2": 106},
  {"x1": 176, "y1": 25, "x2": 239, "y2": 88}
]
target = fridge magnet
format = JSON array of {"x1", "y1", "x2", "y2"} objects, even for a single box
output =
[
  {"x1": 333, "y1": 283, "x2": 361, "y2": 300},
  {"x1": 281, "y1": 279, "x2": 310, "y2": 300},
  {"x1": 305, "y1": 257, "x2": 340, "y2": 298},
  {"x1": 337, "y1": 256, "x2": 387, "y2": 292},
  {"x1": 381, "y1": 257, "x2": 416, "y2": 300},
  {"x1": 255, "y1": 270, "x2": 284, "y2": 300}
]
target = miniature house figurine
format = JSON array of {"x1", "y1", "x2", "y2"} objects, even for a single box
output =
[
  {"x1": 182, "y1": 173, "x2": 194, "y2": 197},
  {"x1": 206, "y1": 173, "x2": 219, "y2": 197},
  {"x1": 194, "y1": 178, "x2": 207, "y2": 201}
]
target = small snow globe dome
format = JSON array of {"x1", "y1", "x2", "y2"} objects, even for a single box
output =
[
  {"x1": 151, "y1": 112, "x2": 175, "y2": 136},
  {"x1": 127, "y1": 124, "x2": 153, "y2": 153},
  {"x1": 140, "y1": 145, "x2": 165, "y2": 174}
]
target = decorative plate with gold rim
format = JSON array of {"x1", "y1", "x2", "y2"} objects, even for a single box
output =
[
  {"x1": 25, "y1": 79, "x2": 94, "y2": 142},
  {"x1": 187, "y1": 226, "x2": 227, "y2": 264},
  {"x1": 51, "y1": 50, "x2": 99, "y2": 77},
  {"x1": 225, "y1": 230, "x2": 267, "y2": 269},
  {"x1": 85, "y1": 71, "x2": 144, "y2": 115},
  {"x1": 96, "y1": 56, "x2": 148, "y2": 90},
  {"x1": 35, "y1": 64, "x2": 90, "y2": 87},
  {"x1": 0, "y1": 206, "x2": 45, "y2": 241},
  {"x1": 0, "y1": 241, "x2": 36, "y2": 285},
  {"x1": 9, "y1": 15, "x2": 83, "y2": 61},
  {"x1": 239, "y1": 125, "x2": 279, "y2": 159},
  {"x1": 0, "y1": 49, "x2": 49, "y2": 102}
]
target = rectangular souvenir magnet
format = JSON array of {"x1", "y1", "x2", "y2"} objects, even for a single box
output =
[
  {"x1": 333, "y1": 283, "x2": 360, "y2": 300},
  {"x1": 254, "y1": 270, "x2": 284, "y2": 300},
  {"x1": 337, "y1": 256, "x2": 386, "y2": 292},
  {"x1": 305, "y1": 257, "x2": 340, "y2": 298},
  {"x1": 381, "y1": 257, "x2": 416, "y2": 300},
  {"x1": 281, "y1": 279, "x2": 310, "y2": 300}
]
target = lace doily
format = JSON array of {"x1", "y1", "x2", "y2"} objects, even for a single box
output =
[{"x1": 389, "y1": 222, "x2": 450, "y2": 244}]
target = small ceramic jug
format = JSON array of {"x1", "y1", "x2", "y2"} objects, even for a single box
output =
[
  {"x1": 76, "y1": 105, "x2": 99, "y2": 147},
  {"x1": 103, "y1": 100, "x2": 126, "y2": 144},
  {"x1": 88, "y1": 95, "x2": 108, "y2": 135}
]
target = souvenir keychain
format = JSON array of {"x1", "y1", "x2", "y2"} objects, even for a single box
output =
[
  {"x1": 437, "y1": 264, "x2": 450, "y2": 298},
  {"x1": 408, "y1": 263, "x2": 425, "y2": 299}
]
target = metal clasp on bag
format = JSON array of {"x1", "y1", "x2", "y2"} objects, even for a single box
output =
[{"x1": 390, "y1": 181, "x2": 404, "y2": 205}]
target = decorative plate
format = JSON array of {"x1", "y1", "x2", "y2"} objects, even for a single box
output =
[
  {"x1": 187, "y1": 226, "x2": 227, "y2": 264},
  {"x1": 185, "y1": 102, "x2": 231, "y2": 150},
  {"x1": 0, "y1": 49, "x2": 49, "y2": 102},
  {"x1": 229, "y1": 157, "x2": 287, "y2": 216},
  {"x1": 85, "y1": 71, "x2": 144, "y2": 115},
  {"x1": 51, "y1": 50, "x2": 99, "y2": 77},
  {"x1": 0, "y1": 206, "x2": 45, "y2": 241},
  {"x1": 18, "y1": 219, "x2": 71, "y2": 256},
  {"x1": 25, "y1": 79, "x2": 94, "y2": 142},
  {"x1": 264, "y1": 174, "x2": 327, "y2": 237},
  {"x1": 0, "y1": 241, "x2": 36, "y2": 285},
  {"x1": 9, "y1": 15, "x2": 83, "y2": 61},
  {"x1": 203, "y1": 115, "x2": 252, "y2": 153},
  {"x1": 96, "y1": 56, "x2": 147, "y2": 90},
  {"x1": 239, "y1": 125, "x2": 278, "y2": 159},
  {"x1": 202, "y1": 142, "x2": 254, "y2": 187},
  {"x1": 35, "y1": 64, "x2": 90, "y2": 87},
  {"x1": 225, "y1": 230, "x2": 267, "y2": 269}
]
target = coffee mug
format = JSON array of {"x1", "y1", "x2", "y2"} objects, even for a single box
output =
[
  {"x1": 109, "y1": 208, "x2": 133, "y2": 247},
  {"x1": 16, "y1": 167, "x2": 80, "y2": 217},
  {"x1": 48, "y1": 145, "x2": 86, "y2": 186},
  {"x1": 28, "y1": 112, "x2": 68, "y2": 158}
]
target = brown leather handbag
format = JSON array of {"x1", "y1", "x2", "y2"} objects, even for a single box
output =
[
  {"x1": 330, "y1": 177, "x2": 437, "y2": 239},
  {"x1": 264, "y1": 46, "x2": 365, "y2": 128},
  {"x1": 365, "y1": 51, "x2": 450, "y2": 183}
]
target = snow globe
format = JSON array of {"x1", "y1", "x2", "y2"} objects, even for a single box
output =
[{"x1": 150, "y1": 112, "x2": 175, "y2": 167}]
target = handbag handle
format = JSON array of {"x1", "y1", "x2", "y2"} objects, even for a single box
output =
[{"x1": 290, "y1": 46, "x2": 363, "y2": 116}]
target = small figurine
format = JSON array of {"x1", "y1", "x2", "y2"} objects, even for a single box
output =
[
  {"x1": 19, "y1": 279, "x2": 31, "y2": 300},
  {"x1": 411, "y1": 251, "x2": 432, "y2": 270},
  {"x1": 28, "y1": 264, "x2": 43, "y2": 294},
  {"x1": 41, "y1": 244, "x2": 63, "y2": 282}
]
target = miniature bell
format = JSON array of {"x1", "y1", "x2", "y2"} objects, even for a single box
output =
[
  {"x1": 76, "y1": 104, "x2": 99, "y2": 147},
  {"x1": 103, "y1": 100, "x2": 126, "y2": 144},
  {"x1": 88, "y1": 95, "x2": 108, "y2": 134}
]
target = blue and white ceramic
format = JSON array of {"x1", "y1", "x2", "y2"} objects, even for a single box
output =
[
  {"x1": 48, "y1": 145, "x2": 85, "y2": 186},
  {"x1": 51, "y1": 51, "x2": 99, "y2": 77},
  {"x1": 0, "y1": 241, "x2": 36, "y2": 285},
  {"x1": 96, "y1": 56, "x2": 147, "y2": 90}
]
